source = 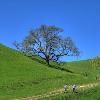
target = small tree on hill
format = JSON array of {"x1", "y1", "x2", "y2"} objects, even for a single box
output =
[
  {"x1": 89, "y1": 56, "x2": 100, "y2": 70},
  {"x1": 14, "y1": 25, "x2": 80, "y2": 66}
]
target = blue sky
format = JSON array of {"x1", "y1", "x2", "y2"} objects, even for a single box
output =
[{"x1": 0, "y1": 0, "x2": 100, "y2": 61}]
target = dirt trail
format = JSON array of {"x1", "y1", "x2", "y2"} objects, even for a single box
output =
[{"x1": 14, "y1": 82, "x2": 100, "y2": 100}]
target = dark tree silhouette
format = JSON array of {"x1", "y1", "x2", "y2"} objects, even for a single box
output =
[{"x1": 14, "y1": 25, "x2": 80, "y2": 65}]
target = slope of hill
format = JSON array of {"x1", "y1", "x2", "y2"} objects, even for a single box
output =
[
  {"x1": 63, "y1": 60, "x2": 100, "y2": 81},
  {"x1": 0, "y1": 44, "x2": 99, "y2": 100},
  {"x1": 45, "y1": 83, "x2": 100, "y2": 100}
]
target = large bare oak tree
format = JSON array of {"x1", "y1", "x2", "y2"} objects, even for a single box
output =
[{"x1": 14, "y1": 25, "x2": 80, "y2": 65}]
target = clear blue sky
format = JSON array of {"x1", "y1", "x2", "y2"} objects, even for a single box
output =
[{"x1": 0, "y1": 0, "x2": 100, "y2": 61}]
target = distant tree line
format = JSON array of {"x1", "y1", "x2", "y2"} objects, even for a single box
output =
[{"x1": 89, "y1": 56, "x2": 100, "y2": 70}]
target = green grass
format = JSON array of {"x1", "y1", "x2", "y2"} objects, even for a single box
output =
[
  {"x1": 0, "y1": 44, "x2": 100, "y2": 100},
  {"x1": 45, "y1": 85, "x2": 100, "y2": 100},
  {"x1": 62, "y1": 60, "x2": 100, "y2": 80}
]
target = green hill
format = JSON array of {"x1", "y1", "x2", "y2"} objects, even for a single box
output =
[
  {"x1": 46, "y1": 84, "x2": 100, "y2": 100},
  {"x1": 0, "y1": 44, "x2": 99, "y2": 100}
]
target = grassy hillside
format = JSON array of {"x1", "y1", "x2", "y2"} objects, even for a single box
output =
[
  {"x1": 0, "y1": 44, "x2": 99, "y2": 100},
  {"x1": 45, "y1": 85, "x2": 100, "y2": 100},
  {"x1": 63, "y1": 60, "x2": 100, "y2": 80}
]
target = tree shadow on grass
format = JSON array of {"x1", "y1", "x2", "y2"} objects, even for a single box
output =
[{"x1": 26, "y1": 55, "x2": 74, "y2": 73}]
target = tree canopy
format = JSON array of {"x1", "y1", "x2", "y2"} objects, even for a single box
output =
[{"x1": 14, "y1": 25, "x2": 80, "y2": 65}]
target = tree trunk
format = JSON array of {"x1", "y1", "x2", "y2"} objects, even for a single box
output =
[
  {"x1": 47, "y1": 59, "x2": 49, "y2": 66},
  {"x1": 46, "y1": 56, "x2": 50, "y2": 66}
]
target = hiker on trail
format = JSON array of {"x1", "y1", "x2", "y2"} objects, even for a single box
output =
[
  {"x1": 64, "y1": 84, "x2": 67, "y2": 93},
  {"x1": 72, "y1": 84, "x2": 77, "y2": 93}
]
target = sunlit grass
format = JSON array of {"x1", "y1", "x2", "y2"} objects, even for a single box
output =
[{"x1": 0, "y1": 44, "x2": 100, "y2": 100}]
